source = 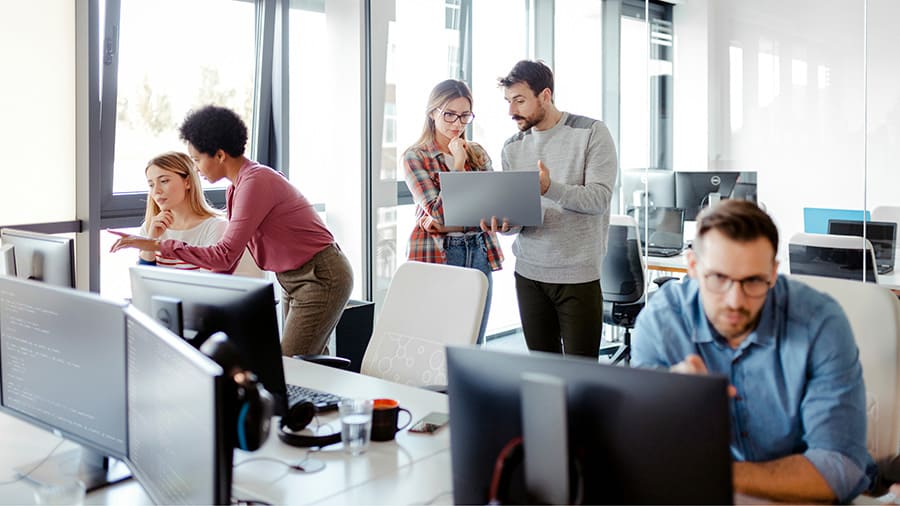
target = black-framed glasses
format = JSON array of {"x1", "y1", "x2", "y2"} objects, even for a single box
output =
[
  {"x1": 437, "y1": 108, "x2": 475, "y2": 125},
  {"x1": 701, "y1": 271, "x2": 771, "y2": 297}
]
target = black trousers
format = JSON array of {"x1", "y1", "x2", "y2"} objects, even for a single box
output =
[{"x1": 514, "y1": 272, "x2": 603, "y2": 358}]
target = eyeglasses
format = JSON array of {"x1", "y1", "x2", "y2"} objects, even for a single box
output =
[
  {"x1": 437, "y1": 109, "x2": 475, "y2": 125},
  {"x1": 701, "y1": 271, "x2": 771, "y2": 297}
]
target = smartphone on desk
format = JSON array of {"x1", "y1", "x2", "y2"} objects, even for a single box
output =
[{"x1": 408, "y1": 412, "x2": 449, "y2": 434}]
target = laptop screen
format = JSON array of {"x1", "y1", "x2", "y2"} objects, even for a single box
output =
[
  {"x1": 827, "y1": 219, "x2": 897, "y2": 267},
  {"x1": 627, "y1": 207, "x2": 685, "y2": 249}
]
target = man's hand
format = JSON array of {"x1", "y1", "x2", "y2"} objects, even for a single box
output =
[
  {"x1": 479, "y1": 216, "x2": 510, "y2": 233},
  {"x1": 671, "y1": 354, "x2": 738, "y2": 397},
  {"x1": 538, "y1": 160, "x2": 551, "y2": 195}
]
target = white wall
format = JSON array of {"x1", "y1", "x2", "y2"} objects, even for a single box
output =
[{"x1": 0, "y1": 2, "x2": 76, "y2": 225}]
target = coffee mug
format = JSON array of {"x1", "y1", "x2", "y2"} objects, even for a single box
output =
[{"x1": 371, "y1": 398, "x2": 412, "y2": 441}]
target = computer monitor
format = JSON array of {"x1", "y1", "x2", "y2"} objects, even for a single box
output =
[
  {"x1": 0, "y1": 228, "x2": 75, "y2": 288},
  {"x1": 675, "y1": 171, "x2": 753, "y2": 220},
  {"x1": 124, "y1": 306, "x2": 231, "y2": 505},
  {"x1": 0, "y1": 276, "x2": 130, "y2": 490},
  {"x1": 128, "y1": 266, "x2": 288, "y2": 415},
  {"x1": 789, "y1": 236, "x2": 879, "y2": 283},
  {"x1": 0, "y1": 244, "x2": 14, "y2": 276},
  {"x1": 620, "y1": 169, "x2": 676, "y2": 211},
  {"x1": 828, "y1": 219, "x2": 896, "y2": 273},
  {"x1": 803, "y1": 208, "x2": 871, "y2": 235},
  {"x1": 446, "y1": 347, "x2": 733, "y2": 505},
  {"x1": 626, "y1": 206, "x2": 685, "y2": 250}
]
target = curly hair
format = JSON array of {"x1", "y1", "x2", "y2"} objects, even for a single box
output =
[{"x1": 178, "y1": 105, "x2": 248, "y2": 157}]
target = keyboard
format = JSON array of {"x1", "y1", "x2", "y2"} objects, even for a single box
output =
[
  {"x1": 877, "y1": 264, "x2": 894, "y2": 275},
  {"x1": 647, "y1": 247, "x2": 683, "y2": 258},
  {"x1": 287, "y1": 384, "x2": 343, "y2": 412}
]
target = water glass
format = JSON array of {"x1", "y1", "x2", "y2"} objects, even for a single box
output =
[{"x1": 339, "y1": 398, "x2": 373, "y2": 456}]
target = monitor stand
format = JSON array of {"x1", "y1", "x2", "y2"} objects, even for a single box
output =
[
  {"x1": 17, "y1": 447, "x2": 131, "y2": 492},
  {"x1": 521, "y1": 372, "x2": 570, "y2": 505}
]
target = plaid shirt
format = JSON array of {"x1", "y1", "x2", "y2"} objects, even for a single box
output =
[{"x1": 402, "y1": 140, "x2": 504, "y2": 271}]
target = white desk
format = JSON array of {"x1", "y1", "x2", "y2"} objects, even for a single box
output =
[{"x1": 0, "y1": 358, "x2": 452, "y2": 505}]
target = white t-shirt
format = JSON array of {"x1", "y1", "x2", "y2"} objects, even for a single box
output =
[{"x1": 140, "y1": 216, "x2": 226, "y2": 270}]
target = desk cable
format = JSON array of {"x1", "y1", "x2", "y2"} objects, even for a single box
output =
[{"x1": 0, "y1": 438, "x2": 65, "y2": 486}]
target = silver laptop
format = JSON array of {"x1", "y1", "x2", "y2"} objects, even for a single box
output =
[{"x1": 440, "y1": 171, "x2": 543, "y2": 227}]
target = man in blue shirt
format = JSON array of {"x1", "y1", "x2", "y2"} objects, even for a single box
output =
[{"x1": 632, "y1": 199, "x2": 873, "y2": 503}]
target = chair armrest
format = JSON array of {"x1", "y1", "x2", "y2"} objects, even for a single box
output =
[
  {"x1": 652, "y1": 276, "x2": 678, "y2": 287},
  {"x1": 292, "y1": 354, "x2": 352, "y2": 370}
]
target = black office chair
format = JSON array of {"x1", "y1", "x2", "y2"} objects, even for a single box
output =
[{"x1": 599, "y1": 216, "x2": 646, "y2": 365}]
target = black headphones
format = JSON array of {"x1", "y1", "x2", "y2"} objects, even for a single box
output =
[
  {"x1": 277, "y1": 401, "x2": 342, "y2": 448},
  {"x1": 200, "y1": 333, "x2": 273, "y2": 452}
]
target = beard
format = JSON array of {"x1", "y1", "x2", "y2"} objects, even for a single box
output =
[
  {"x1": 512, "y1": 103, "x2": 546, "y2": 131},
  {"x1": 711, "y1": 306, "x2": 760, "y2": 341}
]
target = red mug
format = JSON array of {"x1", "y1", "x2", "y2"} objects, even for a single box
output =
[{"x1": 371, "y1": 398, "x2": 412, "y2": 441}]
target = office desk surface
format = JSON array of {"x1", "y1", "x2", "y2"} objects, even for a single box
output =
[{"x1": 0, "y1": 357, "x2": 451, "y2": 505}]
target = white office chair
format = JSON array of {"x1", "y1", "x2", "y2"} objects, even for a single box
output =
[
  {"x1": 359, "y1": 261, "x2": 488, "y2": 387},
  {"x1": 792, "y1": 275, "x2": 900, "y2": 483},
  {"x1": 788, "y1": 232, "x2": 878, "y2": 284},
  {"x1": 873, "y1": 206, "x2": 900, "y2": 227}
]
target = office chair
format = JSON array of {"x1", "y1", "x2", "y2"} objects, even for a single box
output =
[
  {"x1": 792, "y1": 275, "x2": 900, "y2": 486},
  {"x1": 788, "y1": 232, "x2": 878, "y2": 284},
  {"x1": 358, "y1": 261, "x2": 488, "y2": 388},
  {"x1": 599, "y1": 216, "x2": 647, "y2": 366}
]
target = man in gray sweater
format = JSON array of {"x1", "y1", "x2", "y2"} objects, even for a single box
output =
[{"x1": 498, "y1": 60, "x2": 618, "y2": 358}]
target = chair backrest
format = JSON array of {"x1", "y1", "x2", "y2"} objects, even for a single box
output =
[
  {"x1": 360, "y1": 261, "x2": 488, "y2": 387},
  {"x1": 791, "y1": 275, "x2": 900, "y2": 479},
  {"x1": 602, "y1": 215, "x2": 646, "y2": 304},
  {"x1": 788, "y1": 232, "x2": 878, "y2": 284},
  {"x1": 872, "y1": 205, "x2": 900, "y2": 227}
]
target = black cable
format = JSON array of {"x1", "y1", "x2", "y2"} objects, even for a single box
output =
[{"x1": 0, "y1": 439, "x2": 65, "y2": 486}]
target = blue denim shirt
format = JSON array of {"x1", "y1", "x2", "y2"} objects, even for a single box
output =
[{"x1": 632, "y1": 275, "x2": 873, "y2": 502}]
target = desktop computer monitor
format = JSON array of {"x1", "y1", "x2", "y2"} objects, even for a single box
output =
[
  {"x1": 0, "y1": 228, "x2": 75, "y2": 288},
  {"x1": 446, "y1": 347, "x2": 733, "y2": 505},
  {"x1": 620, "y1": 169, "x2": 676, "y2": 211},
  {"x1": 0, "y1": 276, "x2": 129, "y2": 489},
  {"x1": 124, "y1": 306, "x2": 231, "y2": 505},
  {"x1": 827, "y1": 219, "x2": 896, "y2": 274},
  {"x1": 675, "y1": 171, "x2": 755, "y2": 220},
  {"x1": 128, "y1": 266, "x2": 288, "y2": 415},
  {"x1": 0, "y1": 244, "x2": 14, "y2": 276}
]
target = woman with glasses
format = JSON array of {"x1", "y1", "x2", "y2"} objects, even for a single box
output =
[{"x1": 403, "y1": 79, "x2": 503, "y2": 344}]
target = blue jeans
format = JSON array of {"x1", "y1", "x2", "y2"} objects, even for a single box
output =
[{"x1": 443, "y1": 234, "x2": 493, "y2": 344}]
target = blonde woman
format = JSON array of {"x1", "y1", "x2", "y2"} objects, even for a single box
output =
[
  {"x1": 137, "y1": 151, "x2": 226, "y2": 270},
  {"x1": 403, "y1": 79, "x2": 504, "y2": 344}
]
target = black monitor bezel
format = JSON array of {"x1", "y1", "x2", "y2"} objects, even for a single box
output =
[
  {"x1": 827, "y1": 219, "x2": 897, "y2": 266},
  {"x1": 674, "y1": 171, "x2": 744, "y2": 221}
]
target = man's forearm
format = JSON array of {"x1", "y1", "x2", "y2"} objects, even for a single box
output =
[{"x1": 734, "y1": 455, "x2": 836, "y2": 503}]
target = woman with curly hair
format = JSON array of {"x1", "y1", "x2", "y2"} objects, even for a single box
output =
[{"x1": 111, "y1": 105, "x2": 353, "y2": 357}]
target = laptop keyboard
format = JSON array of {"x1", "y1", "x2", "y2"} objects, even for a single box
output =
[
  {"x1": 877, "y1": 264, "x2": 893, "y2": 275},
  {"x1": 287, "y1": 384, "x2": 343, "y2": 412}
]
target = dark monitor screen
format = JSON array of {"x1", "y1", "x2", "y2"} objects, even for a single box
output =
[
  {"x1": 827, "y1": 219, "x2": 896, "y2": 267},
  {"x1": 0, "y1": 276, "x2": 128, "y2": 458},
  {"x1": 447, "y1": 347, "x2": 733, "y2": 505},
  {"x1": 626, "y1": 206, "x2": 684, "y2": 249},
  {"x1": 128, "y1": 266, "x2": 288, "y2": 415},
  {"x1": 620, "y1": 169, "x2": 676, "y2": 209},
  {"x1": 0, "y1": 228, "x2": 75, "y2": 288},
  {"x1": 789, "y1": 242, "x2": 878, "y2": 283},
  {"x1": 125, "y1": 306, "x2": 230, "y2": 505},
  {"x1": 675, "y1": 171, "x2": 755, "y2": 220}
]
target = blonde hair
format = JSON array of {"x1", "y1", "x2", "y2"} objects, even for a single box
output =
[
  {"x1": 410, "y1": 79, "x2": 486, "y2": 168},
  {"x1": 143, "y1": 151, "x2": 221, "y2": 226}
]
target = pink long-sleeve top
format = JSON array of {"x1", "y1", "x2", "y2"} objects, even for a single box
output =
[{"x1": 159, "y1": 159, "x2": 334, "y2": 274}]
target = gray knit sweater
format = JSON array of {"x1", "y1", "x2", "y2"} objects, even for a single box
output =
[{"x1": 501, "y1": 112, "x2": 618, "y2": 284}]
